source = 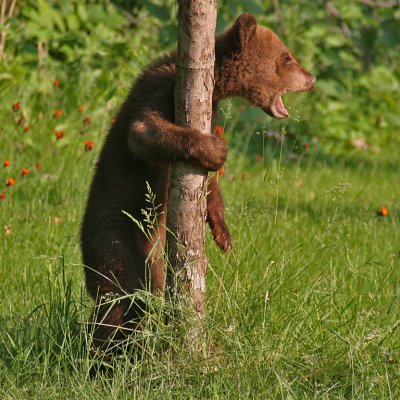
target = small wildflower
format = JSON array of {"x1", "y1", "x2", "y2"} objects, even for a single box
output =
[
  {"x1": 53, "y1": 79, "x2": 60, "y2": 87},
  {"x1": 78, "y1": 105, "x2": 85, "y2": 113},
  {"x1": 17, "y1": 116, "x2": 25, "y2": 125},
  {"x1": 84, "y1": 140, "x2": 95, "y2": 151},
  {"x1": 255, "y1": 153, "x2": 262, "y2": 161},
  {"x1": 23, "y1": 124, "x2": 30, "y2": 132},
  {"x1": 3, "y1": 160, "x2": 10, "y2": 167},
  {"x1": 83, "y1": 116, "x2": 92, "y2": 125},
  {"x1": 218, "y1": 168, "x2": 225, "y2": 176},
  {"x1": 21, "y1": 168, "x2": 29, "y2": 176},
  {"x1": 303, "y1": 143, "x2": 310, "y2": 151},
  {"x1": 35, "y1": 162, "x2": 41, "y2": 170},
  {"x1": 55, "y1": 131, "x2": 65, "y2": 139},
  {"x1": 53, "y1": 217, "x2": 63, "y2": 225},
  {"x1": 215, "y1": 126, "x2": 223, "y2": 136},
  {"x1": 12, "y1": 102, "x2": 21, "y2": 111},
  {"x1": 53, "y1": 109, "x2": 63, "y2": 118},
  {"x1": 6, "y1": 178, "x2": 15, "y2": 187},
  {"x1": 0, "y1": 192, "x2": 5, "y2": 200},
  {"x1": 378, "y1": 207, "x2": 389, "y2": 217},
  {"x1": 5, "y1": 224, "x2": 12, "y2": 236}
]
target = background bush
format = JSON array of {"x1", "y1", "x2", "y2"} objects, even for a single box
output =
[{"x1": 1, "y1": 0, "x2": 399, "y2": 157}]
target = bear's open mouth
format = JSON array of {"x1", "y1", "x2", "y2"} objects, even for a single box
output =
[
  {"x1": 275, "y1": 96, "x2": 289, "y2": 118},
  {"x1": 262, "y1": 95, "x2": 289, "y2": 119}
]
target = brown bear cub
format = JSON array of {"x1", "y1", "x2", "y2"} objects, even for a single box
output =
[{"x1": 81, "y1": 13, "x2": 315, "y2": 353}]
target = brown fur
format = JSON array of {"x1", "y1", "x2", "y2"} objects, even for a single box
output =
[{"x1": 81, "y1": 13, "x2": 315, "y2": 353}]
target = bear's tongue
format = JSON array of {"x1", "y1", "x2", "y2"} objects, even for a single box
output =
[{"x1": 276, "y1": 96, "x2": 289, "y2": 117}]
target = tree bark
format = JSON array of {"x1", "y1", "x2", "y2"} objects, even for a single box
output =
[{"x1": 166, "y1": 0, "x2": 217, "y2": 337}]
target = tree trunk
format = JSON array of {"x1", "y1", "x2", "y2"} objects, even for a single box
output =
[
  {"x1": 166, "y1": 0, "x2": 217, "y2": 339},
  {"x1": 0, "y1": 0, "x2": 17, "y2": 61}
]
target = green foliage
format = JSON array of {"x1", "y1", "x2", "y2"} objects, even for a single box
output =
[
  {"x1": 1, "y1": 0, "x2": 161, "y2": 126},
  {"x1": 2, "y1": 0, "x2": 399, "y2": 154}
]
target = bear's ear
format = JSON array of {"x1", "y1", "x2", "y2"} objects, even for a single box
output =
[{"x1": 232, "y1": 13, "x2": 257, "y2": 50}]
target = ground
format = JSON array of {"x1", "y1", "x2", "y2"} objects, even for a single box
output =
[{"x1": 0, "y1": 100, "x2": 399, "y2": 398}]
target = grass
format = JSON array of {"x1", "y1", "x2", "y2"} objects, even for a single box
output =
[{"x1": 1, "y1": 82, "x2": 400, "y2": 399}]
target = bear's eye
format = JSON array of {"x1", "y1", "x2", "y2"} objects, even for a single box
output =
[{"x1": 282, "y1": 55, "x2": 292, "y2": 65}]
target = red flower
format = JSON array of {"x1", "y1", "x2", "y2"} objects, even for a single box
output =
[
  {"x1": 12, "y1": 102, "x2": 21, "y2": 111},
  {"x1": 215, "y1": 126, "x2": 223, "y2": 136},
  {"x1": 378, "y1": 207, "x2": 389, "y2": 217},
  {"x1": 35, "y1": 162, "x2": 41, "y2": 170},
  {"x1": 0, "y1": 192, "x2": 5, "y2": 199},
  {"x1": 23, "y1": 124, "x2": 30, "y2": 132},
  {"x1": 17, "y1": 116, "x2": 25, "y2": 125},
  {"x1": 83, "y1": 116, "x2": 92, "y2": 125},
  {"x1": 78, "y1": 105, "x2": 85, "y2": 113},
  {"x1": 53, "y1": 109, "x2": 63, "y2": 118},
  {"x1": 303, "y1": 143, "x2": 310, "y2": 152},
  {"x1": 55, "y1": 131, "x2": 65, "y2": 139},
  {"x1": 3, "y1": 160, "x2": 10, "y2": 167},
  {"x1": 218, "y1": 168, "x2": 225, "y2": 176},
  {"x1": 21, "y1": 168, "x2": 29, "y2": 176},
  {"x1": 84, "y1": 140, "x2": 95, "y2": 151},
  {"x1": 53, "y1": 79, "x2": 60, "y2": 87},
  {"x1": 6, "y1": 178, "x2": 15, "y2": 186},
  {"x1": 255, "y1": 153, "x2": 262, "y2": 161}
]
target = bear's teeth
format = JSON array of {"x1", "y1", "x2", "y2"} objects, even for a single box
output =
[{"x1": 276, "y1": 96, "x2": 289, "y2": 117}]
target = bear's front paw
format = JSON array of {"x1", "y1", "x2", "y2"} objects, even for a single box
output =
[
  {"x1": 197, "y1": 134, "x2": 227, "y2": 171},
  {"x1": 212, "y1": 222, "x2": 232, "y2": 253}
]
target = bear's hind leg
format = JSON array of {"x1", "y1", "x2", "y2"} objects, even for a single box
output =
[
  {"x1": 83, "y1": 230, "x2": 148, "y2": 359},
  {"x1": 89, "y1": 294, "x2": 144, "y2": 356}
]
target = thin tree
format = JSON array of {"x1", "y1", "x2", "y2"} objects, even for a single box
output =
[
  {"x1": 0, "y1": 0, "x2": 17, "y2": 61},
  {"x1": 166, "y1": 0, "x2": 217, "y2": 341}
]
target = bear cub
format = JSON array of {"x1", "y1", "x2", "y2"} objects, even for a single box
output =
[{"x1": 81, "y1": 13, "x2": 316, "y2": 353}]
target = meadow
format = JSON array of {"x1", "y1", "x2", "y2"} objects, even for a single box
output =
[
  {"x1": 1, "y1": 1, "x2": 400, "y2": 399},
  {"x1": 1, "y1": 92, "x2": 399, "y2": 398}
]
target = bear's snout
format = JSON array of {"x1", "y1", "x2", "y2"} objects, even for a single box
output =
[
  {"x1": 289, "y1": 70, "x2": 316, "y2": 93},
  {"x1": 308, "y1": 74, "x2": 317, "y2": 90}
]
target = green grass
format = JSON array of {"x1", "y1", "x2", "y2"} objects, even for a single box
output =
[{"x1": 1, "y1": 83, "x2": 400, "y2": 399}]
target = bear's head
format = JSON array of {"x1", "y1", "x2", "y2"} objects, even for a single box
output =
[{"x1": 216, "y1": 13, "x2": 316, "y2": 119}]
